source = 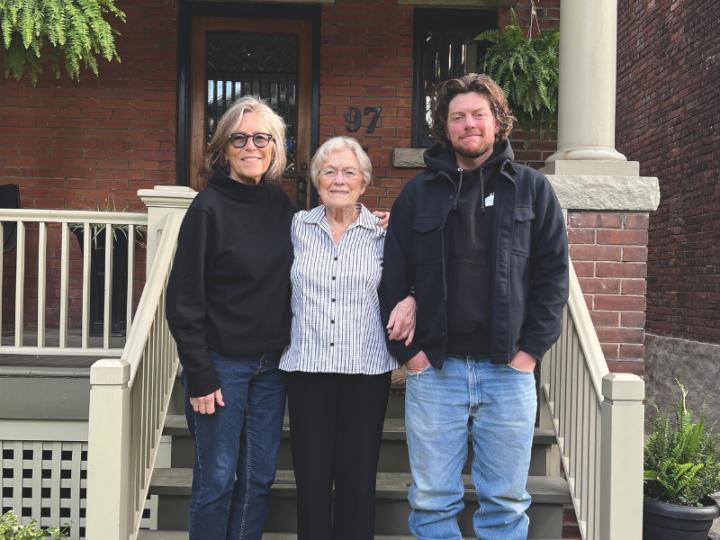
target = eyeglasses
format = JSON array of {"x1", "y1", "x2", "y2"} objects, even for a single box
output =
[
  {"x1": 228, "y1": 132, "x2": 273, "y2": 149},
  {"x1": 318, "y1": 167, "x2": 361, "y2": 180}
]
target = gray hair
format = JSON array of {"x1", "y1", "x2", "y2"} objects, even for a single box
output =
[
  {"x1": 310, "y1": 136, "x2": 372, "y2": 189},
  {"x1": 203, "y1": 95, "x2": 287, "y2": 181}
]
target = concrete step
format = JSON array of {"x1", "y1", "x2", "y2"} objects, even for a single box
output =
[
  {"x1": 164, "y1": 414, "x2": 559, "y2": 476},
  {"x1": 148, "y1": 468, "x2": 570, "y2": 537},
  {"x1": 138, "y1": 532, "x2": 485, "y2": 540}
]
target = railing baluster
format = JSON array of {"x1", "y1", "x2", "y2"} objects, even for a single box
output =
[
  {"x1": 127, "y1": 224, "x2": 136, "y2": 328},
  {"x1": 59, "y1": 223, "x2": 70, "y2": 348},
  {"x1": 0, "y1": 223, "x2": 4, "y2": 344},
  {"x1": 103, "y1": 224, "x2": 114, "y2": 349},
  {"x1": 14, "y1": 222, "x2": 26, "y2": 347},
  {"x1": 81, "y1": 223, "x2": 91, "y2": 348},
  {"x1": 37, "y1": 222, "x2": 47, "y2": 347}
]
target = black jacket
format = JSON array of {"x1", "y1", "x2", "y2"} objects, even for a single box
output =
[
  {"x1": 379, "y1": 140, "x2": 568, "y2": 368},
  {"x1": 166, "y1": 168, "x2": 295, "y2": 397}
]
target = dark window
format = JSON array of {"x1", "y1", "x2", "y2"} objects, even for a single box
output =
[{"x1": 412, "y1": 8, "x2": 498, "y2": 147}]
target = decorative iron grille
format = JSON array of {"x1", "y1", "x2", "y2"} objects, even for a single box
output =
[{"x1": 206, "y1": 32, "x2": 299, "y2": 174}]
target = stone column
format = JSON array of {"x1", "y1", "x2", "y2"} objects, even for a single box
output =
[{"x1": 544, "y1": 0, "x2": 637, "y2": 176}]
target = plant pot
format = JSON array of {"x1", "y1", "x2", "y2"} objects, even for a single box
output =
[
  {"x1": 643, "y1": 497, "x2": 720, "y2": 540},
  {"x1": 73, "y1": 228, "x2": 129, "y2": 337}
]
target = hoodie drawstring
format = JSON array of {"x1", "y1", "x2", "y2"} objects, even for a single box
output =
[{"x1": 453, "y1": 167, "x2": 487, "y2": 213}]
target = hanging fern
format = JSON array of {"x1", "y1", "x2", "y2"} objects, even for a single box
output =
[
  {"x1": 476, "y1": 8, "x2": 559, "y2": 138},
  {"x1": 0, "y1": 0, "x2": 126, "y2": 85}
]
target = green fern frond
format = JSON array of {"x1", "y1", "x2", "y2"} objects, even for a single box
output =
[
  {"x1": 0, "y1": 0, "x2": 125, "y2": 84},
  {"x1": 476, "y1": 14, "x2": 559, "y2": 139}
]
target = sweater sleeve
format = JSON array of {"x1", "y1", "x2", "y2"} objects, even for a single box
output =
[
  {"x1": 379, "y1": 185, "x2": 422, "y2": 364},
  {"x1": 518, "y1": 176, "x2": 569, "y2": 360},
  {"x1": 166, "y1": 205, "x2": 220, "y2": 397}
]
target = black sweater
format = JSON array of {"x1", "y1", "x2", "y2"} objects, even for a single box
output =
[{"x1": 166, "y1": 169, "x2": 295, "y2": 397}]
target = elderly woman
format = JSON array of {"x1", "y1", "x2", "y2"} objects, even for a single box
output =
[
  {"x1": 166, "y1": 96, "x2": 294, "y2": 539},
  {"x1": 280, "y1": 136, "x2": 413, "y2": 540}
]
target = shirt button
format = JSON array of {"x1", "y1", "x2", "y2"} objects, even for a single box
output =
[
  {"x1": 331, "y1": 320, "x2": 335, "y2": 324},
  {"x1": 331, "y1": 298, "x2": 336, "y2": 302},
  {"x1": 330, "y1": 343, "x2": 334, "y2": 347},
  {"x1": 332, "y1": 276, "x2": 336, "y2": 280},
  {"x1": 334, "y1": 257, "x2": 338, "y2": 261}
]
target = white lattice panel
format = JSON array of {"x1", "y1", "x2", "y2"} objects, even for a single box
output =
[{"x1": 1, "y1": 440, "x2": 155, "y2": 538}]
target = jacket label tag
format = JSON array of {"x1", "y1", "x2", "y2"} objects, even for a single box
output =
[{"x1": 484, "y1": 193, "x2": 495, "y2": 207}]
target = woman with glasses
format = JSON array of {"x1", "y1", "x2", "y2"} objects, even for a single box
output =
[
  {"x1": 166, "y1": 96, "x2": 294, "y2": 539},
  {"x1": 279, "y1": 136, "x2": 415, "y2": 540}
]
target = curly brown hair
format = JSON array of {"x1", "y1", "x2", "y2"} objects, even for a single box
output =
[{"x1": 430, "y1": 73, "x2": 515, "y2": 145}]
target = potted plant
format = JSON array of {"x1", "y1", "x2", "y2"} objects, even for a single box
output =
[
  {"x1": 643, "y1": 381, "x2": 720, "y2": 540},
  {"x1": 475, "y1": 7, "x2": 559, "y2": 140},
  {"x1": 0, "y1": 510, "x2": 69, "y2": 539},
  {"x1": 71, "y1": 198, "x2": 146, "y2": 337}
]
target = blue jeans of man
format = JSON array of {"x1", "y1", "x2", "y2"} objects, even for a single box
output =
[
  {"x1": 183, "y1": 350, "x2": 285, "y2": 540},
  {"x1": 405, "y1": 356, "x2": 537, "y2": 540}
]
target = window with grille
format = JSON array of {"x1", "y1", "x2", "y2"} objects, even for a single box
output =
[{"x1": 412, "y1": 8, "x2": 498, "y2": 147}]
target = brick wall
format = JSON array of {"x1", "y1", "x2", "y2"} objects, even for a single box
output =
[
  {"x1": 0, "y1": 0, "x2": 178, "y2": 212},
  {"x1": 568, "y1": 212, "x2": 649, "y2": 373},
  {"x1": 616, "y1": 0, "x2": 720, "y2": 344}
]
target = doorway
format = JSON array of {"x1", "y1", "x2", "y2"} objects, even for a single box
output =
[{"x1": 189, "y1": 16, "x2": 313, "y2": 207}]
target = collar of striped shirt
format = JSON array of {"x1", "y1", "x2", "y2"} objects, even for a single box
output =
[{"x1": 301, "y1": 203, "x2": 379, "y2": 231}]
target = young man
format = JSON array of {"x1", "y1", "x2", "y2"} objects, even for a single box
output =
[{"x1": 380, "y1": 73, "x2": 568, "y2": 539}]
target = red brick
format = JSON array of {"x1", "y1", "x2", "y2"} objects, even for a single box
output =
[
  {"x1": 596, "y1": 262, "x2": 647, "y2": 278},
  {"x1": 579, "y1": 278, "x2": 621, "y2": 294},
  {"x1": 619, "y1": 343, "x2": 645, "y2": 359},
  {"x1": 621, "y1": 311, "x2": 647, "y2": 327},
  {"x1": 597, "y1": 229, "x2": 648, "y2": 246},
  {"x1": 606, "y1": 360, "x2": 644, "y2": 375},
  {"x1": 599, "y1": 213, "x2": 623, "y2": 228},
  {"x1": 595, "y1": 295, "x2": 646, "y2": 311},
  {"x1": 622, "y1": 279, "x2": 647, "y2": 295},
  {"x1": 596, "y1": 327, "x2": 645, "y2": 344},
  {"x1": 567, "y1": 228, "x2": 595, "y2": 244},
  {"x1": 624, "y1": 214, "x2": 650, "y2": 229},
  {"x1": 601, "y1": 343, "x2": 620, "y2": 359},
  {"x1": 590, "y1": 311, "x2": 620, "y2": 327},
  {"x1": 623, "y1": 246, "x2": 648, "y2": 262},
  {"x1": 570, "y1": 245, "x2": 622, "y2": 262}
]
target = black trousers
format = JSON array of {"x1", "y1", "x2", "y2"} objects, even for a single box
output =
[{"x1": 285, "y1": 370, "x2": 391, "y2": 540}]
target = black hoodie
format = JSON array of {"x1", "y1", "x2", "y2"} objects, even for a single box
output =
[{"x1": 428, "y1": 144, "x2": 509, "y2": 355}]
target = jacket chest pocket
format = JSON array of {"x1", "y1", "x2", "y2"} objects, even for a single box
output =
[
  {"x1": 412, "y1": 217, "x2": 443, "y2": 263},
  {"x1": 512, "y1": 207, "x2": 535, "y2": 257}
]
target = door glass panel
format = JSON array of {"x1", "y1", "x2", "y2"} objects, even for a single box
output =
[{"x1": 206, "y1": 33, "x2": 299, "y2": 174}]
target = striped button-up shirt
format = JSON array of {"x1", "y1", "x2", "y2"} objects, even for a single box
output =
[{"x1": 279, "y1": 204, "x2": 397, "y2": 374}]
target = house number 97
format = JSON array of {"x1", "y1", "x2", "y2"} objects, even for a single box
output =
[{"x1": 344, "y1": 106, "x2": 383, "y2": 134}]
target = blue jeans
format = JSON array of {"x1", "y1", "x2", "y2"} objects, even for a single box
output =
[
  {"x1": 405, "y1": 356, "x2": 537, "y2": 540},
  {"x1": 183, "y1": 350, "x2": 285, "y2": 540}
]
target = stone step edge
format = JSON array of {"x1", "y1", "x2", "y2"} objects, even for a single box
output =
[
  {"x1": 138, "y1": 530, "x2": 562, "y2": 540},
  {"x1": 164, "y1": 414, "x2": 557, "y2": 445},
  {"x1": 149, "y1": 468, "x2": 570, "y2": 505}
]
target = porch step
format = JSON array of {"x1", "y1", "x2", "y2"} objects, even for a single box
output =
[
  {"x1": 148, "y1": 468, "x2": 570, "y2": 537},
  {"x1": 138, "y1": 533, "x2": 484, "y2": 540},
  {"x1": 164, "y1": 414, "x2": 559, "y2": 476}
]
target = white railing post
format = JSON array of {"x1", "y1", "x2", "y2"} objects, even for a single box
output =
[
  {"x1": 86, "y1": 359, "x2": 131, "y2": 540},
  {"x1": 600, "y1": 373, "x2": 645, "y2": 540},
  {"x1": 138, "y1": 185, "x2": 196, "y2": 271}
]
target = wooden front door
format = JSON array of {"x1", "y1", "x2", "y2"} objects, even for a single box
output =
[{"x1": 190, "y1": 17, "x2": 312, "y2": 206}]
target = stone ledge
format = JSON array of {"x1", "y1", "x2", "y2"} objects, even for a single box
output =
[{"x1": 547, "y1": 174, "x2": 660, "y2": 211}]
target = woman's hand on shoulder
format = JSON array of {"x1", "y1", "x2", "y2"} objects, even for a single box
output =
[
  {"x1": 387, "y1": 294, "x2": 416, "y2": 346},
  {"x1": 190, "y1": 388, "x2": 225, "y2": 415}
]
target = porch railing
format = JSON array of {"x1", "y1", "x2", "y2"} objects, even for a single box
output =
[
  {"x1": 0, "y1": 209, "x2": 147, "y2": 356},
  {"x1": 540, "y1": 262, "x2": 645, "y2": 540},
  {"x1": 85, "y1": 212, "x2": 183, "y2": 539}
]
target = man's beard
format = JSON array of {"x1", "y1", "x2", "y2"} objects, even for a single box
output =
[{"x1": 452, "y1": 139, "x2": 494, "y2": 160}]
